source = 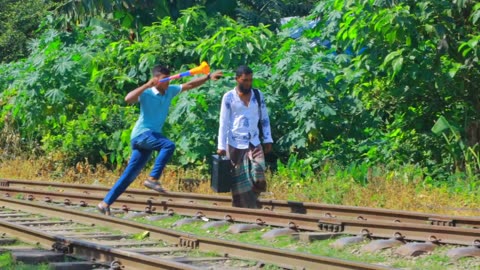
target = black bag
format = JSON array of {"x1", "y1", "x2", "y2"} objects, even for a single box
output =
[{"x1": 211, "y1": 154, "x2": 233, "y2": 192}]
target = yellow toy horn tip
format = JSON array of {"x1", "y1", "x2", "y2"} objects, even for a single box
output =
[{"x1": 190, "y1": 61, "x2": 210, "y2": 75}]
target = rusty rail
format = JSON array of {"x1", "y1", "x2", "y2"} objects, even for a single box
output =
[
  {"x1": 1, "y1": 184, "x2": 480, "y2": 247},
  {"x1": 1, "y1": 178, "x2": 479, "y2": 228}
]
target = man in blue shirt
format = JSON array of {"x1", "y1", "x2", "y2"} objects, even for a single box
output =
[{"x1": 97, "y1": 65, "x2": 223, "y2": 215}]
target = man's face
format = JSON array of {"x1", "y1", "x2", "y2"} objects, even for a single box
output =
[
  {"x1": 155, "y1": 73, "x2": 170, "y2": 93},
  {"x1": 236, "y1": 73, "x2": 253, "y2": 93}
]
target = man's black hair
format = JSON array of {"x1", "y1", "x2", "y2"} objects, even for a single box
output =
[
  {"x1": 235, "y1": 65, "x2": 253, "y2": 77},
  {"x1": 152, "y1": 65, "x2": 170, "y2": 76}
]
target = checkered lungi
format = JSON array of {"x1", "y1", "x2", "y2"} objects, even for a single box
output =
[{"x1": 227, "y1": 143, "x2": 267, "y2": 208}]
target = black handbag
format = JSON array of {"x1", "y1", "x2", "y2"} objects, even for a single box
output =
[{"x1": 211, "y1": 154, "x2": 233, "y2": 192}]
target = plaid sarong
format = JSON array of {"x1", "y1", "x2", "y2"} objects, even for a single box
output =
[{"x1": 227, "y1": 143, "x2": 267, "y2": 208}]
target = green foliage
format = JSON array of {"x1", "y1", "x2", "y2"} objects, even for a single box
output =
[
  {"x1": 42, "y1": 105, "x2": 136, "y2": 167},
  {"x1": 54, "y1": 0, "x2": 238, "y2": 32},
  {"x1": 0, "y1": 7, "x2": 276, "y2": 168},
  {"x1": 252, "y1": 22, "x2": 378, "y2": 164},
  {"x1": 276, "y1": 154, "x2": 315, "y2": 187},
  {"x1": 55, "y1": 0, "x2": 171, "y2": 28},
  {"x1": 168, "y1": 78, "x2": 233, "y2": 166},
  {"x1": 307, "y1": 0, "x2": 480, "y2": 179},
  {"x1": 0, "y1": 15, "x2": 133, "y2": 166},
  {"x1": 237, "y1": 0, "x2": 318, "y2": 30},
  {"x1": 0, "y1": 252, "x2": 12, "y2": 268},
  {"x1": 194, "y1": 19, "x2": 275, "y2": 68},
  {"x1": 54, "y1": 0, "x2": 315, "y2": 32},
  {"x1": 0, "y1": 0, "x2": 52, "y2": 62},
  {"x1": 87, "y1": 7, "x2": 276, "y2": 166},
  {"x1": 1, "y1": 1, "x2": 479, "y2": 185},
  {"x1": 100, "y1": 6, "x2": 230, "y2": 76},
  {"x1": 432, "y1": 116, "x2": 480, "y2": 177}
]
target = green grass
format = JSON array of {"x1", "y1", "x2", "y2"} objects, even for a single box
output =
[
  {"x1": 0, "y1": 252, "x2": 12, "y2": 268},
  {"x1": 0, "y1": 252, "x2": 52, "y2": 270}
]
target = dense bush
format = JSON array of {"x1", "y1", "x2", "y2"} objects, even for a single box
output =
[{"x1": 0, "y1": 1, "x2": 479, "y2": 184}]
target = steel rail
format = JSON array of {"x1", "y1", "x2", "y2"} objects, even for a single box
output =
[
  {"x1": 316, "y1": 217, "x2": 480, "y2": 246},
  {"x1": 0, "y1": 216, "x2": 199, "y2": 270},
  {"x1": 2, "y1": 178, "x2": 479, "y2": 228},
  {"x1": 4, "y1": 186, "x2": 326, "y2": 230},
  {"x1": 0, "y1": 197, "x2": 391, "y2": 270},
  {"x1": 1, "y1": 186, "x2": 480, "y2": 247}
]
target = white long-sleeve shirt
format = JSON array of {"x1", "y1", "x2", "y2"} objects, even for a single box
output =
[{"x1": 218, "y1": 88, "x2": 273, "y2": 150}]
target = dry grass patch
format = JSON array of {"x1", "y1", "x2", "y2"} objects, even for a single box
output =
[{"x1": 1, "y1": 158, "x2": 479, "y2": 216}]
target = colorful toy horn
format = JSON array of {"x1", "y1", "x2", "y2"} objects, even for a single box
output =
[{"x1": 159, "y1": 61, "x2": 210, "y2": 82}]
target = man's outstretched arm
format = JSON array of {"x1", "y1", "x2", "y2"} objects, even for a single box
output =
[{"x1": 181, "y1": 70, "x2": 223, "y2": 92}]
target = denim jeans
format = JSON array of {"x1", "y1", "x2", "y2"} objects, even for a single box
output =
[{"x1": 103, "y1": 130, "x2": 175, "y2": 205}]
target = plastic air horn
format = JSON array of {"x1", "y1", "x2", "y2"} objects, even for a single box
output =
[{"x1": 159, "y1": 61, "x2": 210, "y2": 82}]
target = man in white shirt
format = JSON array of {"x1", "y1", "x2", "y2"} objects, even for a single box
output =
[{"x1": 217, "y1": 65, "x2": 273, "y2": 208}]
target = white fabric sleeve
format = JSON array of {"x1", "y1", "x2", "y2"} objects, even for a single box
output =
[
  {"x1": 260, "y1": 91, "x2": 273, "y2": 143},
  {"x1": 217, "y1": 93, "x2": 230, "y2": 150}
]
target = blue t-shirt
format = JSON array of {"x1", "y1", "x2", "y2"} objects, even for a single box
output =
[{"x1": 130, "y1": 85, "x2": 182, "y2": 140}]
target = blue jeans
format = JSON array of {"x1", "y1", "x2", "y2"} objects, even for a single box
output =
[{"x1": 103, "y1": 131, "x2": 175, "y2": 205}]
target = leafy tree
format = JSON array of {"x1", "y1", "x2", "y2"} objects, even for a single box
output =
[
  {"x1": 1, "y1": 0, "x2": 479, "y2": 182},
  {"x1": 236, "y1": 0, "x2": 318, "y2": 30},
  {"x1": 53, "y1": 0, "x2": 317, "y2": 32},
  {"x1": 0, "y1": 15, "x2": 126, "y2": 166},
  {"x1": 314, "y1": 0, "x2": 480, "y2": 176},
  {"x1": 0, "y1": 0, "x2": 52, "y2": 62},
  {"x1": 53, "y1": 0, "x2": 236, "y2": 31}
]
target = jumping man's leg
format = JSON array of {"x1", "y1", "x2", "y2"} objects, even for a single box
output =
[
  {"x1": 101, "y1": 148, "x2": 152, "y2": 206},
  {"x1": 150, "y1": 139, "x2": 175, "y2": 179},
  {"x1": 142, "y1": 132, "x2": 176, "y2": 192}
]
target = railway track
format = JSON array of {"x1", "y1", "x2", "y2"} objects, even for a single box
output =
[
  {"x1": 2, "y1": 179, "x2": 479, "y2": 228},
  {"x1": 0, "y1": 204, "x2": 259, "y2": 270},
  {"x1": 1, "y1": 179, "x2": 480, "y2": 244},
  {"x1": 0, "y1": 196, "x2": 389, "y2": 270},
  {"x1": 1, "y1": 178, "x2": 480, "y2": 269}
]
